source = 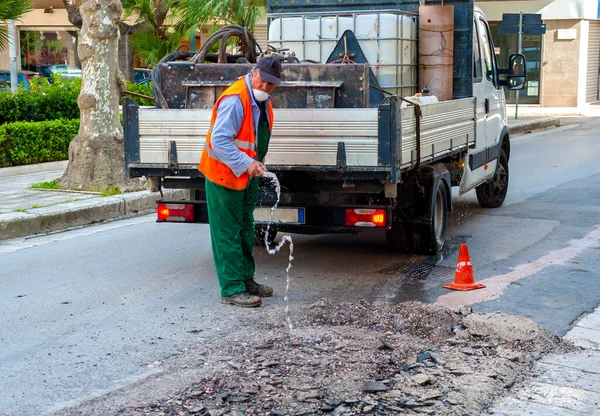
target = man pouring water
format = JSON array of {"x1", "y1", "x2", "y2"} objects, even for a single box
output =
[{"x1": 198, "y1": 55, "x2": 282, "y2": 308}]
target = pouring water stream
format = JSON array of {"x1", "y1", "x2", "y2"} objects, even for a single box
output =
[{"x1": 262, "y1": 171, "x2": 294, "y2": 330}]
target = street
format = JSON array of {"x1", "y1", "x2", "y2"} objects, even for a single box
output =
[{"x1": 1, "y1": 117, "x2": 599, "y2": 415}]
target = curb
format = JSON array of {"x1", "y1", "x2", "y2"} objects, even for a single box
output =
[
  {"x1": 0, "y1": 160, "x2": 69, "y2": 178},
  {"x1": 508, "y1": 117, "x2": 561, "y2": 136},
  {"x1": 0, "y1": 189, "x2": 187, "y2": 242}
]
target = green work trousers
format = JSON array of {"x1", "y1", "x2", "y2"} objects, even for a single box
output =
[{"x1": 206, "y1": 121, "x2": 270, "y2": 297}]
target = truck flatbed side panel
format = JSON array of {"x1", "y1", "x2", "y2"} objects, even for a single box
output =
[
  {"x1": 135, "y1": 98, "x2": 475, "y2": 171},
  {"x1": 398, "y1": 97, "x2": 476, "y2": 168}
]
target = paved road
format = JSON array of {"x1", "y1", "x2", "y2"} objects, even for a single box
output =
[{"x1": 1, "y1": 117, "x2": 599, "y2": 415}]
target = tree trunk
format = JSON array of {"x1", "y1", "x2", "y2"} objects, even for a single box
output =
[{"x1": 60, "y1": 0, "x2": 140, "y2": 192}]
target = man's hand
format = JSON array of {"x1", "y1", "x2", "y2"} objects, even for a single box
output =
[{"x1": 247, "y1": 161, "x2": 266, "y2": 177}]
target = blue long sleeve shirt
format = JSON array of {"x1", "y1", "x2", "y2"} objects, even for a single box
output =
[{"x1": 210, "y1": 74, "x2": 272, "y2": 178}]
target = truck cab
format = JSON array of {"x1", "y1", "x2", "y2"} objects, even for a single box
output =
[{"x1": 464, "y1": 6, "x2": 525, "y2": 207}]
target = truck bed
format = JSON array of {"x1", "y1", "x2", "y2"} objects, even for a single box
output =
[{"x1": 126, "y1": 97, "x2": 475, "y2": 179}]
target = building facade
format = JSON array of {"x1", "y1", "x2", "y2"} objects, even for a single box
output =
[
  {"x1": 0, "y1": 0, "x2": 78, "y2": 75},
  {"x1": 477, "y1": 0, "x2": 600, "y2": 107},
  {"x1": 0, "y1": 1, "x2": 269, "y2": 78}
]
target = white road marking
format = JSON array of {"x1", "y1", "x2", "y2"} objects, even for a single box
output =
[
  {"x1": 0, "y1": 215, "x2": 156, "y2": 255},
  {"x1": 435, "y1": 225, "x2": 600, "y2": 310}
]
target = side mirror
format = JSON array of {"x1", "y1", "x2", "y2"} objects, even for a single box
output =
[{"x1": 505, "y1": 53, "x2": 527, "y2": 90}]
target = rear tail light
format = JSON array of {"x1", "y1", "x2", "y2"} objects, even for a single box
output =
[
  {"x1": 157, "y1": 203, "x2": 195, "y2": 222},
  {"x1": 345, "y1": 209, "x2": 387, "y2": 228}
]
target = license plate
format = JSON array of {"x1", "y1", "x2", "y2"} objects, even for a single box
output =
[{"x1": 254, "y1": 207, "x2": 305, "y2": 224}]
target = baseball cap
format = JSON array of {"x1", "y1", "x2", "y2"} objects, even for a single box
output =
[{"x1": 256, "y1": 56, "x2": 282, "y2": 86}]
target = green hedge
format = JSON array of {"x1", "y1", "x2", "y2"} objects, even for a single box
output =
[
  {"x1": 0, "y1": 77, "x2": 81, "y2": 124},
  {"x1": 0, "y1": 119, "x2": 79, "y2": 168},
  {"x1": 0, "y1": 77, "x2": 155, "y2": 125}
]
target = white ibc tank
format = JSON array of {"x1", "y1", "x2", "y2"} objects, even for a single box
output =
[{"x1": 268, "y1": 13, "x2": 417, "y2": 94}]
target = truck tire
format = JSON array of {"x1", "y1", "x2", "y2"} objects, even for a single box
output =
[
  {"x1": 412, "y1": 179, "x2": 448, "y2": 254},
  {"x1": 476, "y1": 150, "x2": 509, "y2": 208},
  {"x1": 254, "y1": 226, "x2": 277, "y2": 247}
]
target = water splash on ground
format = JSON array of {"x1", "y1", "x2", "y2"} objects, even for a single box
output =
[{"x1": 262, "y1": 171, "x2": 295, "y2": 331}]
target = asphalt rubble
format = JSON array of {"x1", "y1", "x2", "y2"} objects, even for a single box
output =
[{"x1": 57, "y1": 300, "x2": 575, "y2": 416}]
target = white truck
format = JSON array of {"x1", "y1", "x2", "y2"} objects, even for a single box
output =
[{"x1": 123, "y1": 0, "x2": 526, "y2": 254}]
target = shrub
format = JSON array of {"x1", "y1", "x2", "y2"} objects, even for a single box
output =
[
  {"x1": 0, "y1": 76, "x2": 80, "y2": 124},
  {"x1": 123, "y1": 81, "x2": 156, "y2": 107},
  {"x1": 0, "y1": 119, "x2": 79, "y2": 167}
]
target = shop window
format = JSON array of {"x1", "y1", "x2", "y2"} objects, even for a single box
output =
[{"x1": 19, "y1": 30, "x2": 81, "y2": 81}]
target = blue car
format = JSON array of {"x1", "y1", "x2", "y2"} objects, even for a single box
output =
[{"x1": 0, "y1": 70, "x2": 41, "y2": 91}]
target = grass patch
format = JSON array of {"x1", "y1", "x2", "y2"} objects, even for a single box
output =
[
  {"x1": 14, "y1": 208, "x2": 27, "y2": 213},
  {"x1": 101, "y1": 186, "x2": 121, "y2": 196},
  {"x1": 58, "y1": 200, "x2": 73, "y2": 204},
  {"x1": 30, "y1": 179, "x2": 60, "y2": 190},
  {"x1": 31, "y1": 205, "x2": 43, "y2": 209}
]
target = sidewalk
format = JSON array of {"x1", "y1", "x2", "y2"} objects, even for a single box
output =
[
  {"x1": 490, "y1": 305, "x2": 600, "y2": 415},
  {"x1": 0, "y1": 115, "x2": 564, "y2": 242},
  {"x1": 0, "y1": 169, "x2": 185, "y2": 241}
]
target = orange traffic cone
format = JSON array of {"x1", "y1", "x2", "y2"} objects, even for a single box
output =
[{"x1": 443, "y1": 243, "x2": 486, "y2": 291}]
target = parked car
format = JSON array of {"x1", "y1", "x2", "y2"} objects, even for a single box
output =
[
  {"x1": 22, "y1": 64, "x2": 82, "y2": 83},
  {"x1": 0, "y1": 70, "x2": 41, "y2": 91},
  {"x1": 46, "y1": 64, "x2": 82, "y2": 80},
  {"x1": 133, "y1": 68, "x2": 152, "y2": 84}
]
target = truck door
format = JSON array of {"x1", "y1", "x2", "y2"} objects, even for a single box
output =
[{"x1": 460, "y1": 14, "x2": 505, "y2": 194}]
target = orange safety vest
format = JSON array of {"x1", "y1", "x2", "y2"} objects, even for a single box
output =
[{"x1": 198, "y1": 77, "x2": 274, "y2": 190}]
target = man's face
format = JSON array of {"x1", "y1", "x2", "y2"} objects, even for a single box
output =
[{"x1": 250, "y1": 69, "x2": 277, "y2": 95}]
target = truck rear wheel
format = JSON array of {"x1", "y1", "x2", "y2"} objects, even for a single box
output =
[
  {"x1": 386, "y1": 170, "x2": 449, "y2": 255},
  {"x1": 412, "y1": 180, "x2": 448, "y2": 254},
  {"x1": 254, "y1": 226, "x2": 277, "y2": 247},
  {"x1": 476, "y1": 150, "x2": 509, "y2": 208}
]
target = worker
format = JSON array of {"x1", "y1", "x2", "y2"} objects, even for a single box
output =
[{"x1": 199, "y1": 56, "x2": 282, "y2": 308}]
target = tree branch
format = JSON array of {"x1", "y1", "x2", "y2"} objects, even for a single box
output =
[{"x1": 62, "y1": 0, "x2": 83, "y2": 29}]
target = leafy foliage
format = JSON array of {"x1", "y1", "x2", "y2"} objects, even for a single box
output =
[
  {"x1": 123, "y1": 81, "x2": 155, "y2": 106},
  {"x1": 122, "y1": 0, "x2": 192, "y2": 66},
  {"x1": 0, "y1": 118, "x2": 79, "y2": 167},
  {"x1": 0, "y1": 0, "x2": 33, "y2": 50},
  {"x1": 0, "y1": 76, "x2": 80, "y2": 124},
  {"x1": 177, "y1": 0, "x2": 264, "y2": 30}
]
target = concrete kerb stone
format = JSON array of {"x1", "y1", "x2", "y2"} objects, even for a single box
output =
[
  {"x1": 508, "y1": 117, "x2": 560, "y2": 137},
  {"x1": 0, "y1": 188, "x2": 186, "y2": 241},
  {"x1": 0, "y1": 160, "x2": 69, "y2": 178}
]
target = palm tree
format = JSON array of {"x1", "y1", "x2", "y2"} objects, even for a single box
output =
[
  {"x1": 177, "y1": 0, "x2": 263, "y2": 37},
  {"x1": 123, "y1": 0, "x2": 190, "y2": 67},
  {"x1": 0, "y1": 0, "x2": 33, "y2": 50},
  {"x1": 175, "y1": 0, "x2": 264, "y2": 58}
]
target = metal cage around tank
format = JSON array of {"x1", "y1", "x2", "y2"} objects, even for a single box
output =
[{"x1": 267, "y1": 10, "x2": 419, "y2": 97}]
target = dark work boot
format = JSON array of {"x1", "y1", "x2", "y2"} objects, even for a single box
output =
[
  {"x1": 246, "y1": 279, "x2": 273, "y2": 298},
  {"x1": 221, "y1": 291, "x2": 262, "y2": 308}
]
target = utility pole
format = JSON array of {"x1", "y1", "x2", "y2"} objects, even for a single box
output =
[
  {"x1": 8, "y1": 20, "x2": 18, "y2": 95},
  {"x1": 515, "y1": 12, "x2": 522, "y2": 120}
]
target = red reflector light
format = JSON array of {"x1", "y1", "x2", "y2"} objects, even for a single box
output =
[
  {"x1": 157, "y1": 203, "x2": 195, "y2": 222},
  {"x1": 345, "y1": 209, "x2": 387, "y2": 227}
]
